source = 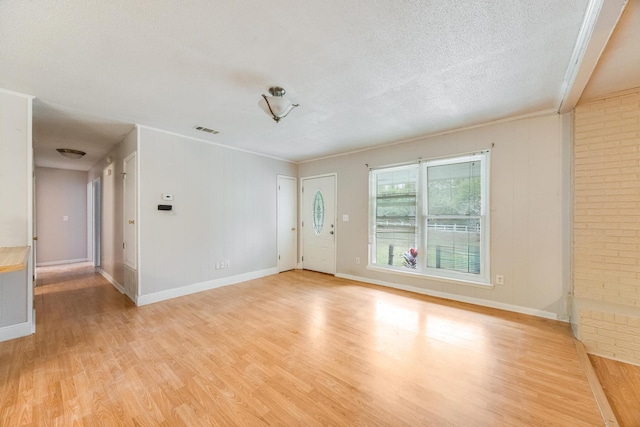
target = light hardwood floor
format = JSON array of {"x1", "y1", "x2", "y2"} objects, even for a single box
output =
[
  {"x1": 1, "y1": 266, "x2": 605, "y2": 426},
  {"x1": 590, "y1": 355, "x2": 640, "y2": 427}
]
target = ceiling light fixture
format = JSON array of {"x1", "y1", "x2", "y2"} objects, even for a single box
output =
[
  {"x1": 259, "y1": 86, "x2": 299, "y2": 123},
  {"x1": 56, "y1": 148, "x2": 86, "y2": 159}
]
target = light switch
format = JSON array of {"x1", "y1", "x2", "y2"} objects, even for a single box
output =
[
  {"x1": 342, "y1": 214, "x2": 349, "y2": 222},
  {"x1": 63, "y1": 216, "x2": 69, "y2": 221},
  {"x1": 162, "y1": 194, "x2": 174, "y2": 201}
]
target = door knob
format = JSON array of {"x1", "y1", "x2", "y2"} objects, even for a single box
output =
[
  {"x1": 129, "y1": 220, "x2": 135, "y2": 224},
  {"x1": 33, "y1": 236, "x2": 38, "y2": 241},
  {"x1": 291, "y1": 227, "x2": 296, "y2": 231},
  {"x1": 330, "y1": 231, "x2": 334, "y2": 235}
]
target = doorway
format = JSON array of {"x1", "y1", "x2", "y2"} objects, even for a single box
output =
[
  {"x1": 123, "y1": 152, "x2": 138, "y2": 302},
  {"x1": 301, "y1": 174, "x2": 336, "y2": 274}
]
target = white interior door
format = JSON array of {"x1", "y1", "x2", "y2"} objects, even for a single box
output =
[
  {"x1": 302, "y1": 174, "x2": 336, "y2": 274},
  {"x1": 32, "y1": 167, "x2": 37, "y2": 278},
  {"x1": 93, "y1": 178, "x2": 101, "y2": 268},
  {"x1": 123, "y1": 153, "x2": 137, "y2": 269},
  {"x1": 87, "y1": 182, "x2": 92, "y2": 265},
  {"x1": 277, "y1": 176, "x2": 297, "y2": 272}
]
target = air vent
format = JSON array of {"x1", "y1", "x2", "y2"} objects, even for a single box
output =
[{"x1": 194, "y1": 126, "x2": 220, "y2": 135}]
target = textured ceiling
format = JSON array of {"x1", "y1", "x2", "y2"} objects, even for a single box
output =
[
  {"x1": 0, "y1": 0, "x2": 629, "y2": 169},
  {"x1": 33, "y1": 103, "x2": 134, "y2": 171}
]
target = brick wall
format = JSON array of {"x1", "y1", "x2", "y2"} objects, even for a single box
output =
[
  {"x1": 574, "y1": 89, "x2": 640, "y2": 365},
  {"x1": 579, "y1": 309, "x2": 640, "y2": 362}
]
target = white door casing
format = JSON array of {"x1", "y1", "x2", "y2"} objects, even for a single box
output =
[
  {"x1": 277, "y1": 175, "x2": 297, "y2": 272},
  {"x1": 301, "y1": 174, "x2": 336, "y2": 275},
  {"x1": 123, "y1": 153, "x2": 137, "y2": 269}
]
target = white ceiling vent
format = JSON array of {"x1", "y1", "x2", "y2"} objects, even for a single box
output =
[{"x1": 194, "y1": 126, "x2": 220, "y2": 135}]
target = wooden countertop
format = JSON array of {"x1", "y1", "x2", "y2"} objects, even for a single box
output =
[{"x1": 0, "y1": 246, "x2": 30, "y2": 273}]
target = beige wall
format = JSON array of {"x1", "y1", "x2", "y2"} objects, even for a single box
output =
[
  {"x1": 299, "y1": 112, "x2": 572, "y2": 319},
  {"x1": 137, "y1": 126, "x2": 297, "y2": 302},
  {"x1": 574, "y1": 88, "x2": 640, "y2": 365},
  {"x1": 35, "y1": 167, "x2": 88, "y2": 265}
]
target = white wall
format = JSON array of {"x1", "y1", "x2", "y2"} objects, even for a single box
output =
[
  {"x1": 88, "y1": 128, "x2": 137, "y2": 288},
  {"x1": 137, "y1": 127, "x2": 296, "y2": 301},
  {"x1": 299, "y1": 112, "x2": 572, "y2": 320},
  {"x1": 0, "y1": 92, "x2": 30, "y2": 247},
  {"x1": 35, "y1": 167, "x2": 88, "y2": 265},
  {"x1": 0, "y1": 89, "x2": 34, "y2": 341}
]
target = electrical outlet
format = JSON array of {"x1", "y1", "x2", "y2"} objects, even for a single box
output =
[
  {"x1": 215, "y1": 262, "x2": 220, "y2": 269},
  {"x1": 355, "y1": 257, "x2": 360, "y2": 264},
  {"x1": 496, "y1": 275, "x2": 504, "y2": 285},
  {"x1": 225, "y1": 260, "x2": 230, "y2": 268}
]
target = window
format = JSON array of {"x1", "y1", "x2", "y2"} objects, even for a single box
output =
[
  {"x1": 369, "y1": 152, "x2": 490, "y2": 285},
  {"x1": 312, "y1": 190, "x2": 325, "y2": 235}
]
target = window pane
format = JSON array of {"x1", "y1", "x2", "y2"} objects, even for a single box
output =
[
  {"x1": 369, "y1": 152, "x2": 488, "y2": 283},
  {"x1": 374, "y1": 167, "x2": 418, "y2": 267},
  {"x1": 312, "y1": 190, "x2": 324, "y2": 235},
  {"x1": 426, "y1": 218, "x2": 480, "y2": 274},
  {"x1": 427, "y1": 161, "x2": 481, "y2": 215}
]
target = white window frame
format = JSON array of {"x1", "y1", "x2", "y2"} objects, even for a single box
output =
[{"x1": 368, "y1": 151, "x2": 491, "y2": 286}]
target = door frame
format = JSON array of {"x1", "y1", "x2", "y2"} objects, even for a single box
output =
[
  {"x1": 277, "y1": 175, "x2": 297, "y2": 272},
  {"x1": 90, "y1": 177, "x2": 101, "y2": 268},
  {"x1": 300, "y1": 173, "x2": 337, "y2": 274}
]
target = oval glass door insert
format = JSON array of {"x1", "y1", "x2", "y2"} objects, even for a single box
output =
[{"x1": 312, "y1": 190, "x2": 325, "y2": 235}]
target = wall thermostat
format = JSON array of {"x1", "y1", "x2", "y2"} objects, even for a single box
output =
[{"x1": 162, "y1": 194, "x2": 174, "y2": 201}]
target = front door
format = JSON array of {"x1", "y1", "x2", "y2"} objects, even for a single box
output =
[{"x1": 301, "y1": 174, "x2": 336, "y2": 274}]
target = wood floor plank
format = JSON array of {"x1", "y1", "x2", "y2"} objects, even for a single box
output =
[
  {"x1": 0, "y1": 266, "x2": 612, "y2": 426},
  {"x1": 590, "y1": 354, "x2": 640, "y2": 427}
]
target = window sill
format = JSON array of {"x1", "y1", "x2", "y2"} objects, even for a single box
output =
[{"x1": 366, "y1": 265, "x2": 494, "y2": 289}]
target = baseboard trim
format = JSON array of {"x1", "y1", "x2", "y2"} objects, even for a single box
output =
[
  {"x1": 335, "y1": 273, "x2": 561, "y2": 321},
  {"x1": 0, "y1": 321, "x2": 33, "y2": 343},
  {"x1": 574, "y1": 340, "x2": 619, "y2": 427},
  {"x1": 36, "y1": 258, "x2": 89, "y2": 267},
  {"x1": 100, "y1": 269, "x2": 124, "y2": 293},
  {"x1": 136, "y1": 268, "x2": 279, "y2": 306}
]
